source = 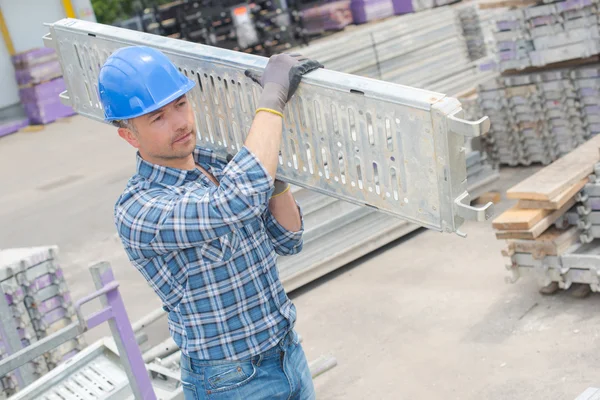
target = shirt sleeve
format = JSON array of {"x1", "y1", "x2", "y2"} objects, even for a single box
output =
[
  {"x1": 115, "y1": 146, "x2": 274, "y2": 259},
  {"x1": 262, "y1": 202, "x2": 304, "y2": 256}
]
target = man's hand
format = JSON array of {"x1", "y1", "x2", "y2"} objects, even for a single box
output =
[{"x1": 245, "y1": 53, "x2": 323, "y2": 115}]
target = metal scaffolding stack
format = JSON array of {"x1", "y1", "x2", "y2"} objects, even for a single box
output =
[
  {"x1": 486, "y1": 0, "x2": 600, "y2": 73},
  {"x1": 0, "y1": 247, "x2": 85, "y2": 397},
  {"x1": 478, "y1": 63, "x2": 600, "y2": 166}
]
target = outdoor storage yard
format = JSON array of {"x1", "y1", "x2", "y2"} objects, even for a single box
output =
[{"x1": 2, "y1": 116, "x2": 599, "y2": 399}]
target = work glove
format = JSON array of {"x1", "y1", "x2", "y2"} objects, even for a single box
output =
[{"x1": 245, "y1": 53, "x2": 323, "y2": 117}]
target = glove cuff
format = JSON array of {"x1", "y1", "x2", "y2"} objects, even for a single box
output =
[{"x1": 257, "y1": 82, "x2": 287, "y2": 114}]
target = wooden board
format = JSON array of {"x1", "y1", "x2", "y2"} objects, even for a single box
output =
[
  {"x1": 492, "y1": 206, "x2": 552, "y2": 230},
  {"x1": 495, "y1": 197, "x2": 576, "y2": 240},
  {"x1": 517, "y1": 179, "x2": 587, "y2": 210},
  {"x1": 501, "y1": 226, "x2": 579, "y2": 259},
  {"x1": 506, "y1": 135, "x2": 600, "y2": 201}
]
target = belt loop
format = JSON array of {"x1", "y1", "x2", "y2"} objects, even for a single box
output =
[
  {"x1": 180, "y1": 353, "x2": 191, "y2": 370},
  {"x1": 256, "y1": 353, "x2": 263, "y2": 367}
]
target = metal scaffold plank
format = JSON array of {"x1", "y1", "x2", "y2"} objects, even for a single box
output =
[{"x1": 43, "y1": 19, "x2": 492, "y2": 235}]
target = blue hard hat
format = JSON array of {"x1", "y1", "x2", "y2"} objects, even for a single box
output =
[{"x1": 98, "y1": 46, "x2": 195, "y2": 121}]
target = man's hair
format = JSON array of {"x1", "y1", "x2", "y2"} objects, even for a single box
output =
[{"x1": 112, "y1": 119, "x2": 137, "y2": 133}]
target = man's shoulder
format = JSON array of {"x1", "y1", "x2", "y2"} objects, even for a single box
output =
[{"x1": 114, "y1": 175, "x2": 173, "y2": 217}]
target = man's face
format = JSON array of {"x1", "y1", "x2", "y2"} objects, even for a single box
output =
[{"x1": 118, "y1": 95, "x2": 197, "y2": 166}]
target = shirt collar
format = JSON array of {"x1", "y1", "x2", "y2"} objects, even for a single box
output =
[{"x1": 136, "y1": 146, "x2": 226, "y2": 186}]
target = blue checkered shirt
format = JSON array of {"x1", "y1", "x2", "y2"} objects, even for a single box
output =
[{"x1": 114, "y1": 145, "x2": 303, "y2": 361}]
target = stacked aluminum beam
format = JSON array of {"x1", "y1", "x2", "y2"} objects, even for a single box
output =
[
  {"x1": 0, "y1": 247, "x2": 84, "y2": 396},
  {"x1": 488, "y1": 0, "x2": 600, "y2": 73},
  {"x1": 477, "y1": 63, "x2": 600, "y2": 166}
]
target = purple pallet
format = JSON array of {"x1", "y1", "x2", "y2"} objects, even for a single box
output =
[
  {"x1": 15, "y1": 60, "x2": 63, "y2": 87},
  {"x1": 23, "y1": 99, "x2": 75, "y2": 125},
  {"x1": 19, "y1": 78, "x2": 67, "y2": 104},
  {"x1": 12, "y1": 48, "x2": 57, "y2": 69},
  {"x1": 350, "y1": 0, "x2": 394, "y2": 24},
  {"x1": 0, "y1": 118, "x2": 29, "y2": 138}
]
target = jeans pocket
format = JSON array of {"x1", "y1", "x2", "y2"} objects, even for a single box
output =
[
  {"x1": 182, "y1": 381, "x2": 201, "y2": 400},
  {"x1": 205, "y1": 361, "x2": 257, "y2": 393}
]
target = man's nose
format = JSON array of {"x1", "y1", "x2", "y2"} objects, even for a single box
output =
[{"x1": 171, "y1": 111, "x2": 189, "y2": 132}]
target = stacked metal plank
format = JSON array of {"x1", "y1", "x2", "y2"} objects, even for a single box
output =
[
  {"x1": 486, "y1": 0, "x2": 600, "y2": 73},
  {"x1": 478, "y1": 63, "x2": 600, "y2": 166},
  {"x1": 458, "y1": 4, "x2": 488, "y2": 61},
  {"x1": 276, "y1": 4, "x2": 499, "y2": 291},
  {"x1": 0, "y1": 247, "x2": 85, "y2": 396}
]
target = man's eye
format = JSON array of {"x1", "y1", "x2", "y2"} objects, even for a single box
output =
[
  {"x1": 178, "y1": 101, "x2": 187, "y2": 107},
  {"x1": 153, "y1": 116, "x2": 162, "y2": 123}
]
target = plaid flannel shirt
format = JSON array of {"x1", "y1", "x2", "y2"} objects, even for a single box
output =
[{"x1": 114, "y1": 145, "x2": 303, "y2": 361}]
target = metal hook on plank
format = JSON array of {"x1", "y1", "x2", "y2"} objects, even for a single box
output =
[
  {"x1": 447, "y1": 110, "x2": 491, "y2": 138},
  {"x1": 454, "y1": 192, "x2": 494, "y2": 222}
]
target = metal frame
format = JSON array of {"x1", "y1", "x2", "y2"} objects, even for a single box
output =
[
  {"x1": 0, "y1": 262, "x2": 155, "y2": 399},
  {"x1": 42, "y1": 18, "x2": 492, "y2": 235}
]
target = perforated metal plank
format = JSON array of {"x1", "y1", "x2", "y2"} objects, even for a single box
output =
[{"x1": 43, "y1": 18, "x2": 491, "y2": 235}]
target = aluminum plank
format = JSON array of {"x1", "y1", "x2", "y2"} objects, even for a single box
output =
[{"x1": 43, "y1": 18, "x2": 491, "y2": 234}]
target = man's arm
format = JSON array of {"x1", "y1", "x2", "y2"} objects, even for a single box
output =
[
  {"x1": 262, "y1": 182, "x2": 304, "y2": 256},
  {"x1": 117, "y1": 54, "x2": 321, "y2": 258}
]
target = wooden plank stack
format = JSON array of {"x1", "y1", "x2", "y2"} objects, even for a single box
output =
[{"x1": 493, "y1": 135, "x2": 600, "y2": 294}]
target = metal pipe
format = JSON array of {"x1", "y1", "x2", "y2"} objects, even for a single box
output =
[
  {"x1": 142, "y1": 337, "x2": 179, "y2": 363},
  {"x1": 132, "y1": 307, "x2": 166, "y2": 334},
  {"x1": 309, "y1": 355, "x2": 337, "y2": 379}
]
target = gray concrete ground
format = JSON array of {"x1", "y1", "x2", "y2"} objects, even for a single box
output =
[{"x1": 1, "y1": 116, "x2": 599, "y2": 399}]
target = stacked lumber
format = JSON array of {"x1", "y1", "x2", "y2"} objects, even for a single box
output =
[{"x1": 494, "y1": 135, "x2": 600, "y2": 294}]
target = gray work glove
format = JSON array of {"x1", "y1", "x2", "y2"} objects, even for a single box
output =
[{"x1": 245, "y1": 53, "x2": 323, "y2": 115}]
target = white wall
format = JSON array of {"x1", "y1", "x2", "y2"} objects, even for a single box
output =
[
  {"x1": 0, "y1": 33, "x2": 19, "y2": 109},
  {"x1": 0, "y1": 0, "x2": 66, "y2": 53}
]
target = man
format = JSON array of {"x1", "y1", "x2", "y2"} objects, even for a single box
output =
[{"x1": 98, "y1": 45, "x2": 322, "y2": 399}]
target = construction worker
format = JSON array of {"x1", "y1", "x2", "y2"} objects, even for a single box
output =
[{"x1": 98, "y1": 46, "x2": 322, "y2": 399}]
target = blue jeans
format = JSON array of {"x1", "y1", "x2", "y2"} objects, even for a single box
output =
[{"x1": 180, "y1": 330, "x2": 316, "y2": 399}]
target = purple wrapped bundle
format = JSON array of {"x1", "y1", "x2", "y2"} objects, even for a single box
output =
[
  {"x1": 15, "y1": 60, "x2": 63, "y2": 87},
  {"x1": 0, "y1": 118, "x2": 29, "y2": 138},
  {"x1": 19, "y1": 77, "x2": 67, "y2": 104},
  {"x1": 12, "y1": 47, "x2": 57, "y2": 69},
  {"x1": 350, "y1": 0, "x2": 394, "y2": 24},
  {"x1": 23, "y1": 100, "x2": 75, "y2": 125},
  {"x1": 392, "y1": 0, "x2": 413, "y2": 14},
  {"x1": 301, "y1": 1, "x2": 352, "y2": 34}
]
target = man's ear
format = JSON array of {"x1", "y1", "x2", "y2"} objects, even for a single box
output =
[{"x1": 118, "y1": 127, "x2": 140, "y2": 149}]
